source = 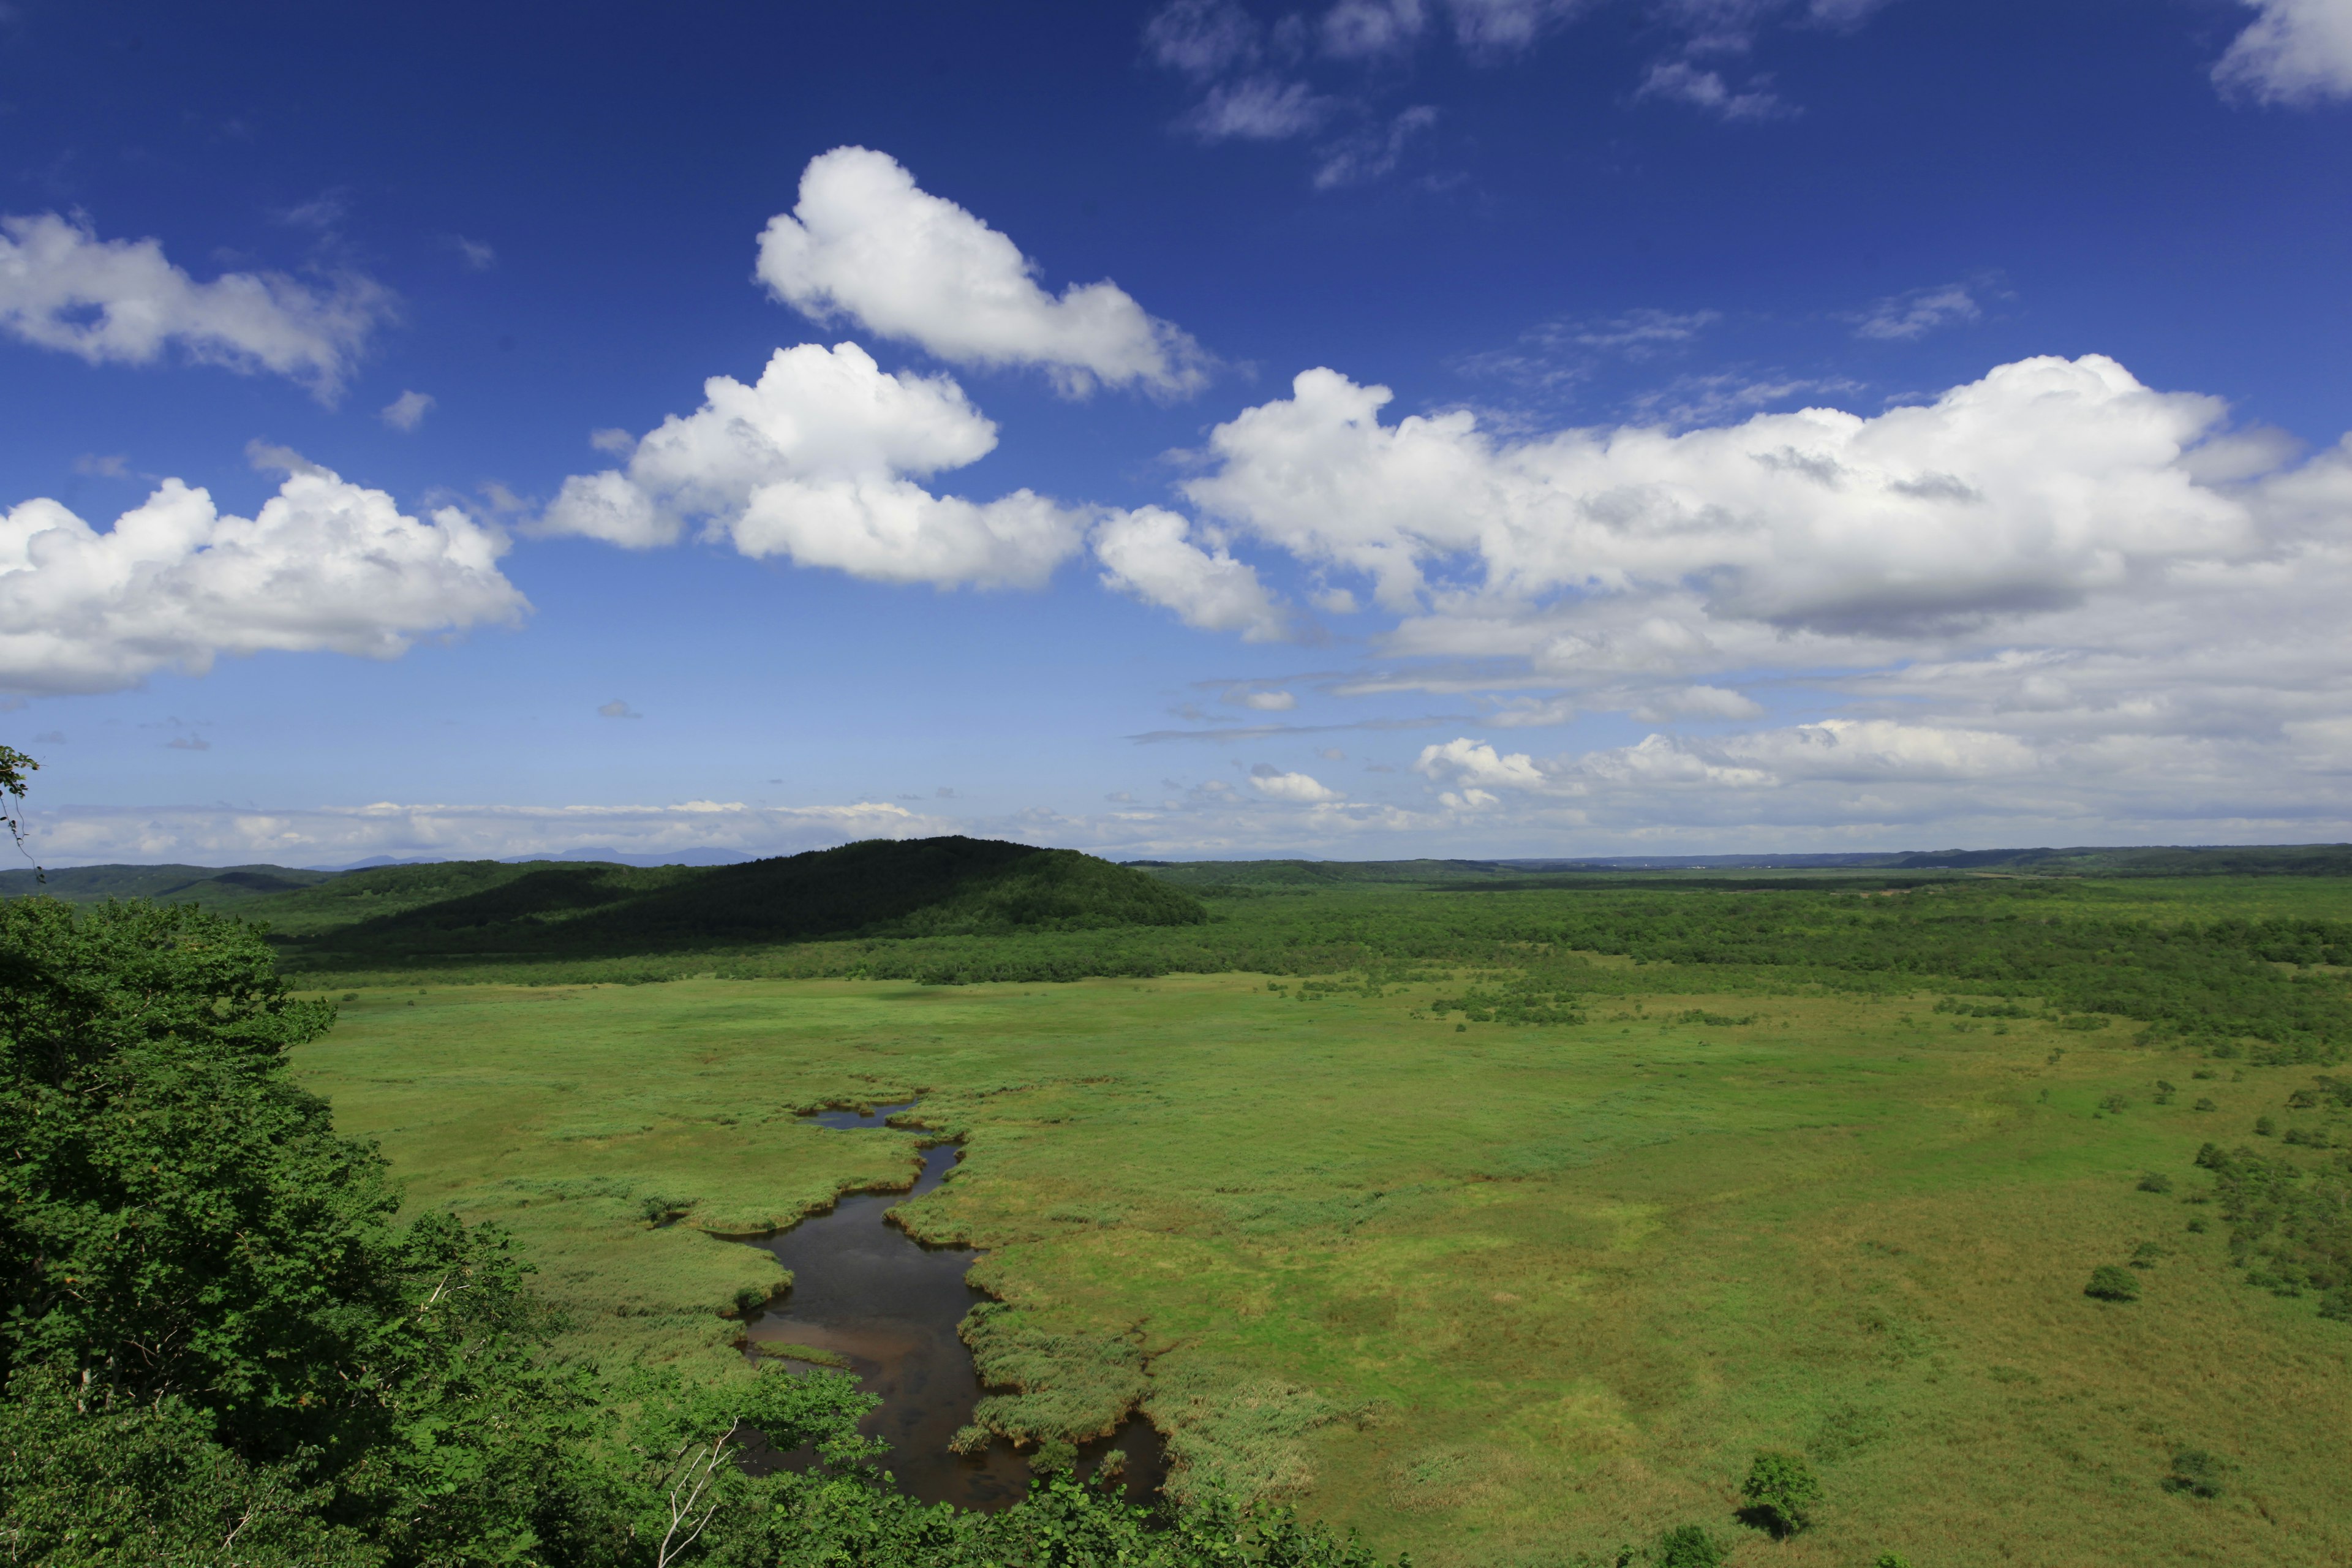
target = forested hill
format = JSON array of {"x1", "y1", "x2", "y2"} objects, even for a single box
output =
[
  {"x1": 0, "y1": 862, "x2": 337, "y2": 903},
  {"x1": 260, "y1": 837, "x2": 1207, "y2": 965}
]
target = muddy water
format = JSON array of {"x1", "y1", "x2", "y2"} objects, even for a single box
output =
[{"x1": 736, "y1": 1107, "x2": 1166, "y2": 1509}]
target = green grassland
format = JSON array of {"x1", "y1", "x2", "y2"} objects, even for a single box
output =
[{"x1": 290, "y1": 865, "x2": 2352, "y2": 1568}]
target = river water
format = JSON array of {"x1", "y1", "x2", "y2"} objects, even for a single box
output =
[{"x1": 735, "y1": 1102, "x2": 1165, "y2": 1509}]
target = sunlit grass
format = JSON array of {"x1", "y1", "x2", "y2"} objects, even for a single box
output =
[{"x1": 298, "y1": 951, "x2": 2352, "y2": 1567}]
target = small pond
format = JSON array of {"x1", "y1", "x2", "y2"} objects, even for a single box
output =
[{"x1": 735, "y1": 1102, "x2": 1164, "y2": 1509}]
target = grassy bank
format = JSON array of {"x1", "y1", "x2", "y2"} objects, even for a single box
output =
[{"x1": 296, "y1": 875, "x2": 2352, "y2": 1567}]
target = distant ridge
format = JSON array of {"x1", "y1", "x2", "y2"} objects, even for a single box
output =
[{"x1": 275, "y1": 836, "x2": 1206, "y2": 965}]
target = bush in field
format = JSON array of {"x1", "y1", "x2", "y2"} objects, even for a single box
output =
[
  {"x1": 1875, "y1": 1555, "x2": 1916, "y2": 1568},
  {"x1": 2138, "y1": 1170, "x2": 2174, "y2": 1193},
  {"x1": 2162, "y1": 1448, "x2": 2226, "y2": 1499},
  {"x1": 2086, "y1": 1264, "x2": 2142, "y2": 1302},
  {"x1": 1651, "y1": 1523, "x2": 1725, "y2": 1566},
  {"x1": 1737, "y1": 1450, "x2": 1822, "y2": 1536}
]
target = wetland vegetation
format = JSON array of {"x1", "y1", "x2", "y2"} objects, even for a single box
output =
[{"x1": 6, "y1": 834, "x2": 2351, "y2": 1564}]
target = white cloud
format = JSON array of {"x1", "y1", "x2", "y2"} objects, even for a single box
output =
[
  {"x1": 1444, "y1": 0, "x2": 1587, "y2": 54},
  {"x1": 540, "y1": 341, "x2": 1089, "y2": 589},
  {"x1": 1145, "y1": 0, "x2": 1265, "y2": 77},
  {"x1": 1630, "y1": 684, "x2": 1765, "y2": 721},
  {"x1": 1249, "y1": 766, "x2": 1344, "y2": 802},
  {"x1": 24, "y1": 798, "x2": 951, "y2": 869},
  {"x1": 597, "y1": 699, "x2": 641, "y2": 720},
  {"x1": 1158, "y1": 350, "x2": 2352, "y2": 840},
  {"x1": 1635, "y1": 60, "x2": 1791, "y2": 120},
  {"x1": 0, "y1": 213, "x2": 392, "y2": 401},
  {"x1": 1093, "y1": 507, "x2": 1291, "y2": 639},
  {"x1": 448, "y1": 235, "x2": 497, "y2": 271},
  {"x1": 1482, "y1": 694, "x2": 1578, "y2": 727},
  {"x1": 1312, "y1": 105, "x2": 1439, "y2": 188},
  {"x1": 1184, "y1": 354, "x2": 2257, "y2": 635},
  {"x1": 1416, "y1": 737, "x2": 1550, "y2": 791},
  {"x1": 756, "y1": 148, "x2": 1209, "y2": 398},
  {"x1": 1223, "y1": 685, "x2": 1297, "y2": 710},
  {"x1": 1851, "y1": 283, "x2": 1980, "y2": 341},
  {"x1": 1322, "y1": 0, "x2": 1428, "y2": 58},
  {"x1": 1185, "y1": 77, "x2": 1339, "y2": 141},
  {"x1": 2214, "y1": 0, "x2": 2352, "y2": 104},
  {"x1": 0, "y1": 450, "x2": 526, "y2": 696},
  {"x1": 1418, "y1": 718, "x2": 2035, "y2": 801},
  {"x1": 380, "y1": 390, "x2": 435, "y2": 431}
]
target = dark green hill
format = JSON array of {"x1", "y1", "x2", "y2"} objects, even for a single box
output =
[{"x1": 279, "y1": 837, "x2": 1206, "y2": 966}]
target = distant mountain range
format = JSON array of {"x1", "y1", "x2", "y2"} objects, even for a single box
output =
[{"x1": 6, "y1": 840, "x2": 2350, "y2": 918}]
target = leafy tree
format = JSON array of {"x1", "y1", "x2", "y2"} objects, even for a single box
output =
[
  {"x1": 1874, "y1": 1555, "x2": 1915, "y2": 1568},
  {"x1": 2085, "y1": 1265, "x2": 2141, "y2": 1302},
  {"x1": 0, "y1": 1365, "x2": 375, "y2": 1567},
  {"x1": 0, "y1": 897, "x2": 601, "y2": 1561},
  {"x1": 0, "y1": 744, "x2": 35, "y2": 873},
  {"x1": 1736, "y1": 1450, "x2": 1821, "y2": 1537}
]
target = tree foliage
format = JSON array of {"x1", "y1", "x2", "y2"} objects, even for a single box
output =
[{"x1": 1736, "y1": 1450, "x2": 1821, "y2": 1537}]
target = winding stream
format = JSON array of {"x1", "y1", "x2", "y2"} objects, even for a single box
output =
[{"x1": 734, "y1": 1102, "x2": 1165, "y2": 1509}]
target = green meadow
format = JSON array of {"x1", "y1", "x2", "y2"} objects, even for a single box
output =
[{"x1": 290, "y1": 867, "x2": 2352, "y2": 1568}]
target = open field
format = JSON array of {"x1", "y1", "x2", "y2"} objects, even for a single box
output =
[{"x1": 296, "y1": 869, "x2": 2352, "y2": 1568}]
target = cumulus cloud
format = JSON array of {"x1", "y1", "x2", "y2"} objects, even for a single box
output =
[
  {"x1": 1152, "y1": 349, "x2": 2352, "y2": 840},
  {"x1": 380, "y1": 390, "x2": 435, "y2": 431},
  {"x1": 1183, "y1": 354, "x2": 2259, "y2": 635},
  {"x1": 756, "y1": 148, "x2": 1209, "y2": 398},
  {"x1": 1419, "y1": 719, "x2": 2040, "y2": 803},
  {"x1": 2214, "y1": 0, "x2": 2352, "y2": 104},
  {"x1": 540, "y1": 341, "x2": 1089, "y2": 589},
  {"x1": 1249, "y1": 765, "x2": 1344, "y2": 802},
  {"x1": 0, "y1": 213, "x2": 393, "y2": 401},
  {"x1": 1092, "y1": 507, "x2": 1291, "y2": 639},
  {"x1": 0, "y1": 451, "x2": 526, "y2": 695}
]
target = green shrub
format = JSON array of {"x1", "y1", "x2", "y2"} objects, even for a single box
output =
[
  {"x1": 1737, "y1": 1450, "x2": 1822, "y2": 1536},
  {"x1": 2162, "y1": 1448, "x2": 2225, "y2": 1498},
  {"x1": 1875, "y1": 1555, "x2": 1916, "y2": 1568},
  {"x1": 2137, "y1": 1171, "x2": 2174, "y2": 1194},
  {"x1": 1651, "y1": 1523, "x2": 1725, "y2": 1567},
  {"x1": 2194, "y1": 1097, "x2": 2218, "y2": 1112},
  {"x1": 2086, "y1": 1264, "x2": 2141, "y2": 1302}
]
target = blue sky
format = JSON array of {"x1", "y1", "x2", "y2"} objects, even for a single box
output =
[{"x1": 4, "y1": 0, "x2": 2350, "y2": 865}]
